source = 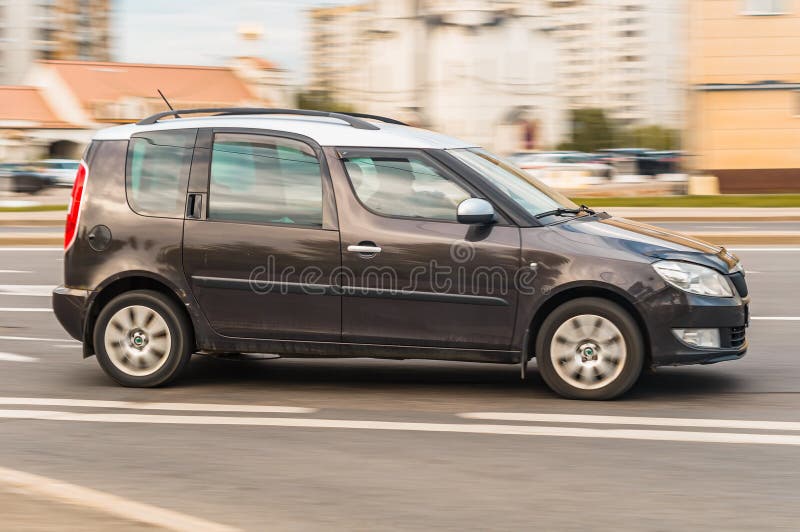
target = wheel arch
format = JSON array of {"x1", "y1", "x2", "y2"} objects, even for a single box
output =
[
  {"x1": 82, "y1": 272, "x2": 195, "y2": 358},
  {"x1": 527, "y1": 283, "x2": 652, "y2": 365}
]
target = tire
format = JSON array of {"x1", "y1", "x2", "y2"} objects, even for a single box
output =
[
  {"x1": 535, "y1": 297, "x2": 644, "y2": 400},
  {"x1": 93, "y1": 290, "x2": 193, "y2": 387}
]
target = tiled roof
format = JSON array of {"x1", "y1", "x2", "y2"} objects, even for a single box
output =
[
  {"x1": 0, "y1": 86, "x2": 78, "y2": 129},
  {"x1": 39, "y1": 60, "x2": 260, "y2": 110}
]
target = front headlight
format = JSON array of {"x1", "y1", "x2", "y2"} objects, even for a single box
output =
[{"x1": 653, "y1": 260, "x2": 733, "y2": 297}]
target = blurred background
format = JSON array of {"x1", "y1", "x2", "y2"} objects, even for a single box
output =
[
  {"x1": 2, "y1": 4, "x2": 800, "y2": 530},
  {"x1": 0, "y1": 0, "x2": 797, "y2": 202}
]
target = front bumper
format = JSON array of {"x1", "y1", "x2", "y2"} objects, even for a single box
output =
[
  {"x1": 644, "y1": 289, "x2": 749, "y2": 368},
  {"x1": 52, "y1": 286, "x2": 90, "y2": 341}
]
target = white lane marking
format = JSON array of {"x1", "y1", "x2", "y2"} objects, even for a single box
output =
[
  {"x1": 0, "y1": 352, "x2": 37, "y2": 363},
  {"x1": 0, "y1": 398, "x2": 316, "y2": 414},
  {"x1": 0, "y1": 466, "x2": 239, "y2": 532},
  {"x1": 3, "y1": 410, "x2": 800, "y2": 446},
  {"x1": 0, "y1": 335, "x2": 77, "y2": 342},
  {"x1": 0, "y1": 247, "x2": 61, "y2": 252},
  {"x1": 0, "y1": 284, "x2": 54, "y2": 297},
  {"x1": 458, "y1": 412, "x2": 800, "y2": 431},
  {"x1": 727, "y1": 247, "x2": 800, "y2": 252},
  {"x1": 0, "y1": 270, "x2": 32, "y2": 274},
  {"x1": 751, "y1": 317, "x2": 800, "y2": 321}
]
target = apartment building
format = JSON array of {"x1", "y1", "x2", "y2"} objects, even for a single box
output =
[
  {"x1": 546, "y1": 0, "x2": 685, "y2": 128},
  {"x1": 687, "y1": 0, "x2": 800, "y2": 192},
  {"x1": 0, "y1": 0, "x2": 111, "y2": 85},
  {"x1": 307, "y1": 0, "x2": 565, "y2": 153}
]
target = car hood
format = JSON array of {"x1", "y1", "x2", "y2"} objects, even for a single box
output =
[{"x1": 546, "y1": 215, "x2": 739, "y2": 273}]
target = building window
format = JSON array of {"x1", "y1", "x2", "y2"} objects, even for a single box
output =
[{"x1": 742, "y1": 0, "x2": 788, "y2": 14}]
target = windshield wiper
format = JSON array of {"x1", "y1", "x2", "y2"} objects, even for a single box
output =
[{"x1": 535, "y1": 204, "x2": 596, "y2": 220}]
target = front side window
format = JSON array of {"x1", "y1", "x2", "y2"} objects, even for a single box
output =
[
  {"x1": 342, "y1": 153, "x2": 471, "y2": 221},
  {"x1": 208, "y1": 133, "x2": 323, "y2": 227},
  {"x1": 448, "y1": 148, "x2": 575, "y2": 221},
  {"x1": 127, "y1": 129, "x2": 196, "y2": 217}
]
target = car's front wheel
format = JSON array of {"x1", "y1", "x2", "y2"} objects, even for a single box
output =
[
  {"x1": 93, "y1": 290, "x2": 193, "y2": 387},
  {"x1": 535, "y1": 297, "x2": 644, "y2": 400}
]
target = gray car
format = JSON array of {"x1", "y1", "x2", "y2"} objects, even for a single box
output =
[{"x1": 52, "y1": 108, "x2": 749, "y2": 400}]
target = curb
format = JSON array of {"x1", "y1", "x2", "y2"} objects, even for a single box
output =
[{"x1": 0, "y1": 235, "x2": 62, "y2": 246}]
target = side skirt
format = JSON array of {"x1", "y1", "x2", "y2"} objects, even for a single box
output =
[{"x1": 197, "y1": 337, "x2": 519, "y2": 364}]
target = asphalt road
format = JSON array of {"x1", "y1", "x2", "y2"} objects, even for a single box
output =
[{"x1": 0, "y1": 246, "x2": 799, "y2": 530}]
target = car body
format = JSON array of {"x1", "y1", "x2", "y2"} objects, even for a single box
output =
[
  {"x1": 39, "y1": 159, "x2": 81, "y2": 187},
  {"x1": 52, "y1": 108, "x2": 749, "y2": 399}
]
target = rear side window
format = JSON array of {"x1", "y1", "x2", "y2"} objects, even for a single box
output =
[
  {"x1": 342, "y1": 153, "x2": 471, "y2": 221},
  {"x1": 208, "y1": 133, "x2": 323, "y2": 227},
  {"x1": 126, "y1": 129, "x2": 196, "y2": 217}
]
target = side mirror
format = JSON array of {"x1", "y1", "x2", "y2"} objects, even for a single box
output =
[{"x1": 457, "y1": 198, "x2": 495, "y2": 225}]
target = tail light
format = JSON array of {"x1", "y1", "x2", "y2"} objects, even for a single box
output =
[{"x1": 64, "y1": 161, "x2": 87, "y2": 250}]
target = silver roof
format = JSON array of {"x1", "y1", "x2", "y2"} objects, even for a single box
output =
[{"x1": 92, "y1": 115, "x2": 476, "y2": 150}]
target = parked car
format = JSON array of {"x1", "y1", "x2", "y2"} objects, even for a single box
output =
[
  {"x1": 511, "y1": 152, "x2": 614, "y2": 179},
  {"x1": 598, "y1": 148, "x2": 683, "y2": 176},
  {"x1": 39, "y1": 159, "x2": 81, "y2": 187},
  {"x1": 0, "y1": 162, "x2": 55, "y2": 193},
  {"x1": 640, "y1": 150, "x2": 683, "y2": 175},
  {"x1": 53, "y1": 108, "x2": 749, "y2": 400}
]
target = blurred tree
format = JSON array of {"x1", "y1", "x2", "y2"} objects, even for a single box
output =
[
  {"x1": 622, "y1": 125, "x2": 681, "y2": 151},
  {"x1": 557, "y1": 108, "x2": 619, "y2": 152},
  {"x1": 295, "y1": 90, "x2": 354, "y2": 113},
  {"x1": 558, "y1": 108, "x2": 681, "y2": 152}
]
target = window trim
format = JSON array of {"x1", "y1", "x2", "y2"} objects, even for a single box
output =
[
  {"x1": 337, "y1": 147, "x2": 508, "y2": 226},
  {"x1": 198, "y1": 127, "x2": 339, "y2": 231}
]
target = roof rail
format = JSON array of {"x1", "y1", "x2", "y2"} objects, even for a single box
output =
[
  {"x1": 136, "y1": 108, "x2": 381, "y2": 130},
  {"x1": 338, "y1": 112, "x2": 409, "y2": 126}
]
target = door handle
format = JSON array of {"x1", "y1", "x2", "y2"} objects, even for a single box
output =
[
  {"x1": 186, "y1": 193, "x2": 204, "y2": 220},
  {"x1": 347, "y1": 243, "x2": 382, "y2": 255}
]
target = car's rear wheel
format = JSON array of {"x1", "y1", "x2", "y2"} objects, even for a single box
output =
[
  {"x1": 93, "y1": 290, "x2": 193, "y2": 387},
  {"x1": 535, "y1": 297, "x2": 644, "y2": 400}
]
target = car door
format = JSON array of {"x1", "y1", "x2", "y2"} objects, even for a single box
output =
[
  {"x1": 328, "y1": 148, "x2": 521, "y2": 350},
  {"x1": 182, "y1": 129, "x2": 341, "y2": 341}
]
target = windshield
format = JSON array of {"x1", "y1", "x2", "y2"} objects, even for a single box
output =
[{"x1": 449, "y1": 148, "x2": 577, "y2": 220}]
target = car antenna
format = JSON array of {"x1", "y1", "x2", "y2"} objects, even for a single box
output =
[{"x1": 157, "y1": 89, "x2": 180, "y2": 118}]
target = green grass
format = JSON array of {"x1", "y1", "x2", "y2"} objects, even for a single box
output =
[
  {"x1": 570, "y1": 195, "x2": 800, "y2": 208},
  {"x1": 0, "y1": 204, "x2": 67, "y2": 212}
]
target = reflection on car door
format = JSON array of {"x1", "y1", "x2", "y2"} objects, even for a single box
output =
[
  {"x1": 330, "y1": 148, "x2": 520, "y2": 350},
  {"x1": 182, "y1": 131, "x2": 341, "y2": 341}
]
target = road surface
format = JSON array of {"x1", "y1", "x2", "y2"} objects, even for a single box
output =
[{"x1": 0, "y1": 246, "x2": 798, "y2": 530}]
